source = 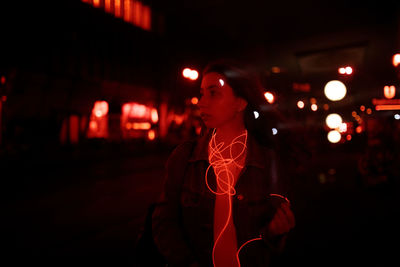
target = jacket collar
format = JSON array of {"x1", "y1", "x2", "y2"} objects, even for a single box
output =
[{"x1": 188, "y1": 128, "x2": 266, "y2": 169}]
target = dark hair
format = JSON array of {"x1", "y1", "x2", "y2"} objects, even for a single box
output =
[{"x1": 202, "y1": 58, "x2": 277, "y2": 148}]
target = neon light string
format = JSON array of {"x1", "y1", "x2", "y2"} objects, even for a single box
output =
[
  {"x1": 206, "y1": 128, "x2": 248, "y2": 267},
  {"x1": 205, "y1": 128, "x2": 290, "y2": 266}
]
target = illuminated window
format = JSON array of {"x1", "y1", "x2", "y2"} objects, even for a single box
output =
[
  {"x1": 115, "y1": 0, "x2": 122, "y2": 17},
  {"x1": 81, "y1": 0, "x2": 152, "y2": 31},
  {"x1": 142, "y1": 5, "x2": 151, "y2": 30},
  {"x1": 105, "y1": 0, "x2": 113, "y2": 13},
  {"x1": 93, "y1": 0, "x2": 101, "y2": 7},
  {"x1": 124, "y1": 0, "x2": 131, "y2": 22},
  {"x1": 121, "y1": 102, "x2": 157, "y2": 139},
  {"x1": 87, "y1": 101, "x2": 109, "y2": 138},
  {"x1": 133, "y1": 0, "x2": 142, "y2": 27}
]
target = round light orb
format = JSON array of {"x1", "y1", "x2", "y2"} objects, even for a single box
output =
[
  {"x1": 325, "y1": 113, "x2": 343, "y2": 129},
  {"x1": 182, "y1": 68, "x2": 191, "y2": 78},
  {"x1": 253, "y1": 111, "x2": 259, "y2": 119},
  {"x1": 327, "y1": 130, "x2": 341, "y2": 143},
  {"x1": 189, "y1": 70, "x2": 199, "y2": 80},
  {"x1": 324, "y1": 80, "x2": 347, "y2": 101}
]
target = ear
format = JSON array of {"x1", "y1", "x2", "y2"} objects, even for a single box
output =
[{"x1": 237, "y1": 98, "x2": 248, "y2": 112}]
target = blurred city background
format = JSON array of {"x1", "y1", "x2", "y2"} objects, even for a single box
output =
[{"x1": 1, "y1": 0, "x2": 400, "y2": 266}]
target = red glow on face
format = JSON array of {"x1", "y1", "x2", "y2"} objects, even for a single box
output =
[
  {"x1": 264, "y1": 92, "x2": 274, "y2": 104},
  {"x1": 384, "y1": 85, "x2": 396, "y2": 99},
  {"x1": 393, "y1": 54, "x2": 400, "y2": 67}
]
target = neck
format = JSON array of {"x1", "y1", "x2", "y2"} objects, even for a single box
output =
[{"x1": 215, "y1": 114, "x2": 246, "y2": 145}]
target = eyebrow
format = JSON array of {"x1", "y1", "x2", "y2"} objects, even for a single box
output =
[{"x1": 200, "y1": 85, "x2": 219, "y2": 91}]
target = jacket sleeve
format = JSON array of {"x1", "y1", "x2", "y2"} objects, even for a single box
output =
[{"x1": 152, "y1": 142, "x2": 197, "y2": 266}]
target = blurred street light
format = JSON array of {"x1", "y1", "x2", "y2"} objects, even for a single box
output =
[
  {"x1": 324, "y1": 80, "x2": 347, "y2": 101},
  {"x1": 327, "y1": 130, "x2": 341, "y2": 143},
  {"x1": 264, "y1": 91, "x2": 275, "y2": 104},
  {"x1": 325, "y1": 113, "x2": 343, "y2": 129},
  {"x1": 384, "y1": 85, "x2": 396, "y2": 99},
  {"x1": 338, "y1": 66, "x2": 353, "y2": 75},
  {"x1": 393, "y1": 53, "x2": 400, "y2": 67},
  {"x1": 311, "y1": 104, "x2": 318, "y2": 111},
  {"x1": 182, "y1": 68, "x2": 199, "y2": 81}
]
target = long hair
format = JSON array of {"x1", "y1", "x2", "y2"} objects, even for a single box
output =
[{"x1": 201, "y1": 59, "x2": 278, "y2": 148}]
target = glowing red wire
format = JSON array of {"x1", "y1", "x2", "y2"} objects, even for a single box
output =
[
  {"x1": 206, "y1": 129, "x2": 290, "y2": 266},
  {"x1": 206, "y1": 129, "x2": 249, "y2": 267}
]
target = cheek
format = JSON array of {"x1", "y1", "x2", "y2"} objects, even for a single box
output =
[{"x1": 213, "y1": 98, "x2": 238, "y2": 118}]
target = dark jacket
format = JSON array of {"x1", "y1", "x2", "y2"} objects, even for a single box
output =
[{"x1": 152, "y1": 129, "x2": 289, "y2": 267}]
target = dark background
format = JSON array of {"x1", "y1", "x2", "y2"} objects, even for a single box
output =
[{"x1": 2, "y1": 0, "x2": 400, "y2": 266}]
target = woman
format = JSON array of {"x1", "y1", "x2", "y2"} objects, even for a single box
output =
[{"x1": 152, "y1": 59, "x2": 295, "y2": 267}]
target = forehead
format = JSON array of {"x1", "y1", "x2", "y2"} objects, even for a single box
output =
[{"x1": 200, "y1": 72, "x2": 226, "y2": 89}]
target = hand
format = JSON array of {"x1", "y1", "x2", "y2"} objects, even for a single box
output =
[{"x1": 267, "y1": 202, "x2": 295, "y2": 237}]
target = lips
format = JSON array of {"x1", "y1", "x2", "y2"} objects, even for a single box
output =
[{"x1": 200, "y1": 112, "x2": 212, "y2": 120}]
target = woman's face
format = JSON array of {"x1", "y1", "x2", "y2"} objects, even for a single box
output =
[{"x1": 198, "y1": 72, "x2": 247, "y2": 129}]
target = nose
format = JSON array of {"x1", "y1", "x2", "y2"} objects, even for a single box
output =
[{"x1": 197, "y1": 96, "x2": 207, "y2": 110}]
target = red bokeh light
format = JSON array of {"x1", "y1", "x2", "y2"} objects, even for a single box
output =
[{"x1": 264, "y1": 92, "x2": 274, "y2": 104}]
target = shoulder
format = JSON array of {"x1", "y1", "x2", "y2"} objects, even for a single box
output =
[{"x1": 166, "y1": 140, "x2": 197, "y2": 167}]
